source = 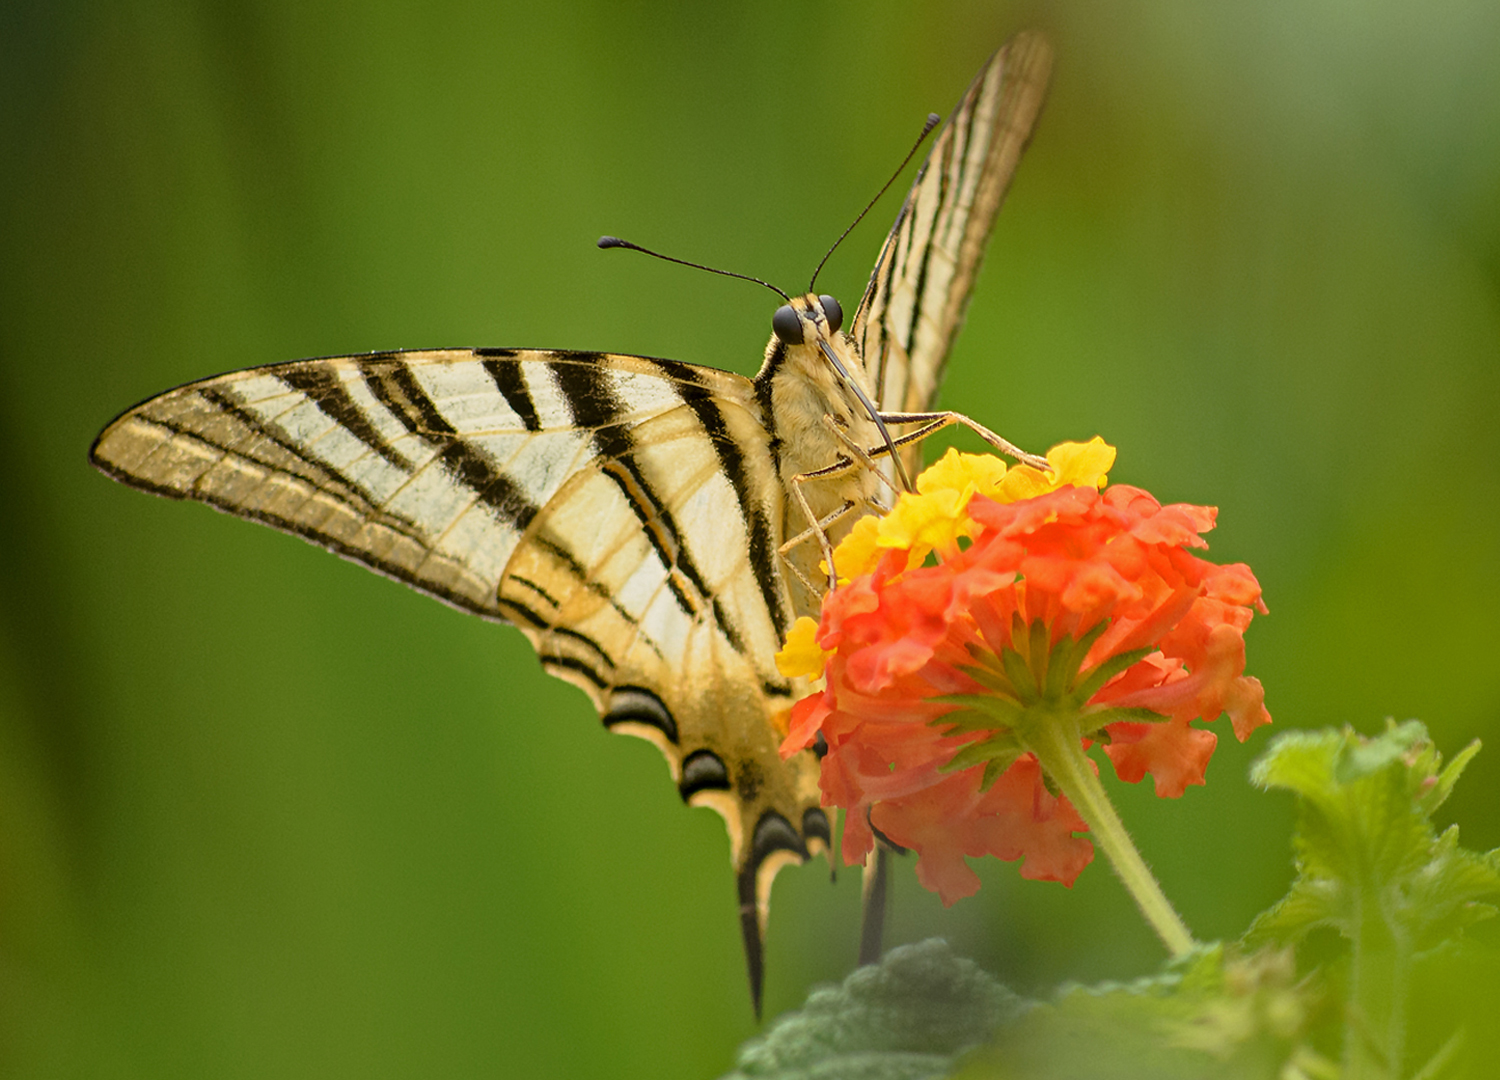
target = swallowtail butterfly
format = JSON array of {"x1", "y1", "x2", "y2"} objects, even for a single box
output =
[{"x1": 90, "y1": 32, "x2": 1053, "y2": 1009}]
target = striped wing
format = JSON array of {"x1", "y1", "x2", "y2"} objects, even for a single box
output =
[
  {"x1": 853, "y1": 30, "x2": 1053, "y2": 476},
  {"x1": 89, "y1": 348, "x2": 828, "y2": 1004}
]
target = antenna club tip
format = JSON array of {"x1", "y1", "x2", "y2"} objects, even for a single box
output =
[
  {"x1": 597, "y1": 236, "x2": 625, "y2": 249},
  {"x1": 924, "y1": 112, "x2": 941, "y2": 131}
]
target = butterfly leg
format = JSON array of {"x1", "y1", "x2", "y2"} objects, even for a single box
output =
[
  {"x1": 878, "y1": 411, "x2": 1048, "y2": 470},
  {"x1": 780, "y1": 479, "x2": 857, "y2": 593},
  {"x1": 823, "y1": 417, "x2": 903, "y2": 502}
]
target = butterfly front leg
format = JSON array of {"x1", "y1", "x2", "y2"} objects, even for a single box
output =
[
  {"x1": 877, "y1": 411, "x2": 1048, "y2": 470},
  {"x1": 778, "y1": 411, "x2": 907, "y2": 593},
  {"x1": 779, "y1": 481, "x2": 855, "y2": 595},
  {"x1": 823, "y1": 417, "x2": 905, "y2": 504}
]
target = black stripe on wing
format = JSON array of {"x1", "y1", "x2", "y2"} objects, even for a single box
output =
[
  {"x1": 738, "y1": 810, "x2": 812, "y2": 1014},
  {"x1": 191, "y1": 384, "x2": 408, "y2": 520},
  {"x1": 550, "y1": 356, "x2": 758, "y2": 655},
  {"x1": 477, "y1": 350, "x2": 544, "y2": 432},
  {"x1": 854, "y1": 32, "x2": 1052, "y2": 419},
  {"x1": 604, "y1": 685, "x2": 680, "y2": 744},
  {"x1": 362, "y1": 359, "x2": 541, "y2": 534},
  {"x1": 672, "y1": 363, "x2": 793, "y2": 640},
  {"x1": 278, "y1": 364, "x2": 414, "y2": 470}
]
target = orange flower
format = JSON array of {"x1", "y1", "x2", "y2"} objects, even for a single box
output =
[{"x1": 777, "y1": 443, "x2": 1269, "y2": 905}]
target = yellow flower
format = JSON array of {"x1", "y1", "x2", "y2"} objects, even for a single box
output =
[
  {"x1": 827, "y1": 515, "x2": 883, "y2": 581},
  {"x1": 996, "y1": 437, "x2": 1115, "y2": 503},
  {"x1": 863, "y1": 447, "x2": 1002, "y2": 564},
  {"x1": 915, "y1": 447, "x2": 1010, "y2": 500},
  {"x1": 826, "y1": 440, "x2": 1116, "y2": 585},
  {"x1": 877, "y1": 484, "x2": 972, "y2": 558},
  {"x1": 775, "y1": 616, "x2": 830, "y2": 680}
]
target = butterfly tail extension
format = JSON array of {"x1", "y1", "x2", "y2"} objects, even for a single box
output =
[{"x1": 738, "y1": 805, "x2": 832, "y2": 1016}]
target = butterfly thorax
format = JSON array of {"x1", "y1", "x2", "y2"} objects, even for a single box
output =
[{"x1": 754, "y1": 294, "x2": 884, "y2": 617}]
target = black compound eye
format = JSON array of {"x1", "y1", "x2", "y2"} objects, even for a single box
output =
[
  {"x1": 772, "y1": 304, "x2": 804, "y2": 345},
  {"x1": 818, "y1": 294, "x2": 843, "y2": 334}
]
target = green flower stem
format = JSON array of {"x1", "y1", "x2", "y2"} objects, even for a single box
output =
[
  {"x1": 1346, "y1": 881, "x2": 1406, "y2": 1079},
  {"x1": 1023, "y1": 711, "x2": 1197, "y2": 957}
]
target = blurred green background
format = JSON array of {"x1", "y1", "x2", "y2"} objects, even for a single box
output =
[{"x1": 3, "y1": 2, "x2": 1498, "y2": 1076}]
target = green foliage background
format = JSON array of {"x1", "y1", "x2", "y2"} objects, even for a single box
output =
[{"x1": 3, "y1": 2, "x2": 1497, "y2": 1076}]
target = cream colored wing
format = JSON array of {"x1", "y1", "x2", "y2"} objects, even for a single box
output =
[
  {"x1": 90, "y1": 347, "x2": 827, "y2": 1009},
  {"x1": 852, "y1": 31, "x2": 1053, "y2": 477}
]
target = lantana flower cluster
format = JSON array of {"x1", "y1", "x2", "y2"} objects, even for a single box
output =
[{"x1": 777, "y1": 439, "x2": 1270, "y2": 907}]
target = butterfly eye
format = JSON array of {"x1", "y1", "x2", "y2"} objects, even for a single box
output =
[
  {"x1": 818, "y1": 295, "x2": 843, "y2": 334},
  {"x1": 772, "y1": 304, "x2": 804, "y2": 345}
]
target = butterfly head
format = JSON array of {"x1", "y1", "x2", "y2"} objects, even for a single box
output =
[
  {"x1": 765, "y1": 292, "x2": 880, "y2": 439},
  {"x1": 771, "y1": 293, "x2": 844, "y2": 348}
]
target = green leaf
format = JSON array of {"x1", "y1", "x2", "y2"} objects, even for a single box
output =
[
  {"x1": 722, "y1": 940, "x2": 1026, "y2": 1080},
  {"x1": 1404, "y1": 832, "x2": 1500, "y2": 951},
  {"x1": 1245, "y1": 724, "x2": 1500, "y2": 1077},
  {"x1": 730, "y1": 943, "x2": 1321, "y2": 1080},
  {"x1": 1243, "y1": 879, "x2": 1345, "y2": 948},
  {"x1": 1249, "y1": 728, "x2": 1343, "y2": 800},
  {"x1": 955, "y1": 945, "x2": 1318, "y2": 1080},
  {"x1": 1422, "y1": 739, "x2": 1481, "y2": 816},
  {"x1": 1332, "y1": 718, "x2": 1426, "y2": 783},
  {"x1": 1248, "y1": 723, "x2": 1500, "y2": 953}
]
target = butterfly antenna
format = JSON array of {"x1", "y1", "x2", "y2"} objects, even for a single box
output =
[
  {"x1": 807, "y1": 112, "x2": 941, "y2": 293},
  {"x1": 598, "y1": 236, "x2": 790, "y2": 302}
]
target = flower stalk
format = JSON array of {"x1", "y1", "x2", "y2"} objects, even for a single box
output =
[
  {"x1": 947, "y1": 626, "x2": 1198, "y2": 955},
  {"x1": 1022, "y1": 710, "x2": 1196, "y2": 956},
  {"x1": 1346, "y1": 884, "x2": 1407, "y2": 1079}
]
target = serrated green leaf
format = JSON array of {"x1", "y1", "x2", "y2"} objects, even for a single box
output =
[
  {"x1": 1405, "y1": 836, "x2": 1500, "y2": 949},
  {"x1": 1250, "y1": 729, "x2": 1342, "y2": 798},
  {"x1": 955, "y1": 946, "x2": 1312, "y2": 1080},
  {"x1": 1287, "y1": 796, "x2": 1352, "y2": 882},
  {"x1": 1244, "y1": 724, "x2": 1499, "y2": 1076}
]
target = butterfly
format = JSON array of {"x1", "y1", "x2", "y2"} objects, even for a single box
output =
[{"x1": 88, "y1": 31, "x2": 1052, "y2": 1011}]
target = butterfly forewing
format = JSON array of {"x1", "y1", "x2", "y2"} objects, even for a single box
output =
[
  {"x1": 90, "y1": 346, "x2": 829, "y2": 1003},
  {"x1": 855, "y1": 31, "x2": 1053, "y2": 473}
]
